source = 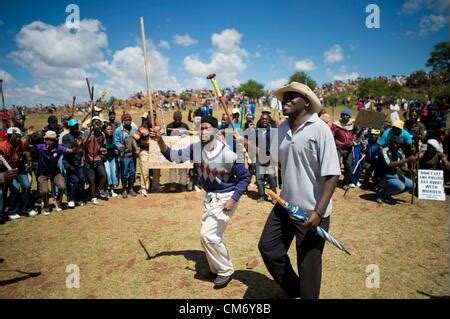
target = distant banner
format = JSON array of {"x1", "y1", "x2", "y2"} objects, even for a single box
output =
[
  {"x1": 418, "y1": 169, "x2": 445, "y2": 201},
  {"x1": 354, "y1": 110, "x2": 386, "y2": 129},
  {"x1": 147, "y1": 135, "x2": 199, "y2": 169}
]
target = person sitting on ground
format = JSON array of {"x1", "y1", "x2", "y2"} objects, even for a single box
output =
[
  {"x1": 376, "y1": 137, "x2": 416, "y2": 205},
  {"x1": 418, "y1": 139, "x2": 450, "y2": 171},
  {"x1": 404, "y1": 110, "x2": 427, "y2": 150},
  {"x1": 377, "y1": 120, "x2": 413, "y2": 154},
  {"x1": 361, "y1": 128, "x2": 382, "y2": 187}
]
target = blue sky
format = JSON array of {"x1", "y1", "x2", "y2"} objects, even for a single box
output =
[{"x1": 0, "y1": 0, "x2": 448, "y2": 106}]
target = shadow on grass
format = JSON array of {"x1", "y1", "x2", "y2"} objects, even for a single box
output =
[
  {"x1": 417, "y1": 290, "x2": 450, "y2": 299},
  {"x1": 359, "y1": 193, "x2": 407, "y2": 205},
  {"x1": 0, "y1": 269, "x2": 42, "y2": 286},
  {"x1": 146, "y1": 249, "x2": 284, "y2": 299}
]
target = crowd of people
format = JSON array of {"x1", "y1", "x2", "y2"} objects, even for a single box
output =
[
  {"x1": 0, "y1": 90, "x2": 448, "y2": 223},
  {"x1": 1, "y1": 80, "x2": 449, "y2": 297}
]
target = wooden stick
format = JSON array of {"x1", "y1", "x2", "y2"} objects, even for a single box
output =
[
  {"x1": 71, "y1": 96, "x2": 76, "y2": 118},
  {"x1": 140, "y1": 17, "x2": 155, "y2": 129},
  {"x1": 207, "y1": 74, "x2": 236, "y2": 131},
  {"x1": 266, "y1": 189, "x2": 287, "y2": 207},
  {"x1": 411, "y1": 160, "x2": 418, "y2": 204}
]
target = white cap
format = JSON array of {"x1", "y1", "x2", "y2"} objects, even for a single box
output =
[
  {"x1": 91, "y1": 116, "x2": 103, "y2": 122},
  {"x1": 427, "y1": 139, "x2": 443, "y2": 153},
  {"x1": 6, "y1": 127, "x2": 22, "y2": 136}
]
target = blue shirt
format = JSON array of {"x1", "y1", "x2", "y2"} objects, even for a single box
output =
[
  {"x1": 36, "y1": 144, "x2": 68, "y2": 176},
  {"x1": 378, "y1": 128, "x2": 412, "y2": 147}
]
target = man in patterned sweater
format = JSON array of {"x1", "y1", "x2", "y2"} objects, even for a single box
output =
[{"x1": 150, "y1": 116, "x2": 250, "y2": 289}]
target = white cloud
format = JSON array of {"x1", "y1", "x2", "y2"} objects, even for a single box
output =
[
  {"x1": 326, "y1": 66, "x2": 359, "y2": 81},
  {"x1": 419, "y1": 14, "x2": 447, "y2": 35},
  {"x1": 159, "y1": 40, "x2": 170, "y2": 49},
  {"x1": 324, "y1": 44, "x2": 344, "y2": 64},
  {"x1": 7, "y1": 19, "x2": 180, "y2": 106},
  {"x1": 183, "y1": 29, "x2": 248, "y2": 87},
  {"x1": 294, "y1": 59, "x2": 316, "y2": 72},
  {"x1": 276, "y1": 49, "x2": 295, "y2": 69},
  {"x1": 401, "y1": 0, "x2": 449, "y2": 14},
  {"x1": 0, "y1": 69, "x2": 15, "y2": 84},
  {"x1": 211, "y1": 29, "x2": 247, "y2": 56},
  {"x1": 98, "y1": 46, "x2": 181, "y2": 96},
  {"x1": 173, "y1": 34, "x2": 198, "y2": 46},
  {"x1": 349, "y1": 44, "x2": 358, "y2": 51},
  {"x1": 184, "y1": 77, "x2": 208, "y2": 90},
  {"x1": 265, "y1": 78, "x2": 287, "y2": 91}
]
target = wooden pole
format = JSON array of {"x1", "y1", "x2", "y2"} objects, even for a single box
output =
[
  {"x1": 0, "y1": 79, "x2": 5, "y2": 109},
  {"x1": 140, "y1": 17, "x2": 155, "y2": 129}
]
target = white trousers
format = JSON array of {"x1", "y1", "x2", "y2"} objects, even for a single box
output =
[
  {"x1": 169, "y1": 168, "x2": 188, "y2": 185},
  {"x1": 200, "y1": 191, "x2": 237, "y2": 276}
]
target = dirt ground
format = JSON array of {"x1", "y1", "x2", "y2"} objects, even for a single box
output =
[
  {"x1": 1, "y1": 107, "x2": 448, "y2": 299},
  {"x1": 0, "y1": 179, "x2": 448, "y2": 299}
]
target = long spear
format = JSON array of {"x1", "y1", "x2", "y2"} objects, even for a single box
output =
[{"x1": 267, "y1": 190, "x2": 351, "y2": 255}]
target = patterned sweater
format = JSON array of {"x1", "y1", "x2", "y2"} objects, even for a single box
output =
[{"x1": 162, "y1": 140, "x2": 250, "y2": 201}]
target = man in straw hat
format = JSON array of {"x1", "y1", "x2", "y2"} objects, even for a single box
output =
[{"x1": 258, "y1": 82, "x2": 341, "y2": 299}]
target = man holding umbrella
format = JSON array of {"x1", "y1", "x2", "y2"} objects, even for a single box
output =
[{"x1": 258, "y1": 82, "x2": 341, "y2": 299}]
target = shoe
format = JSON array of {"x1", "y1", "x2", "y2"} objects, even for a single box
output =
[
  {"x1": 42, "y1": 210, "x2": 51, "y2": 216},
  {"x1": 76, "y1": 201, "x2": 85, "y2": 207},
  {"x1": 91, "y1": 198, "x2": 99, "y2": 205},
  {"x1": 213, "y1": 274, "x2": 233, "y2": 289},
  {"x1": 257, "y1": 197, "x2": 265, "y2": 203},
  {"x1": 99, "y1": 190, "x2": 109, "y2": 199},
  {"x1": 356, "y1": 182, "x2": 362, "y2": 187},
  {"x1": 122, "y1": 190, "x2": 128, "y2": 199},
  {"x1": 151, "y1": 186, "x2": 163, "y2": 192},
  {"x1": 27, "y1": 210, "x2": 38, "y2": 217},
  {"x1": 186, "y1": 182, "x2": 193, "y2": 191},
  {"x1": 54, "y1": 201, "x2": 63, "y2": 212},
  {"x1": 68, "y1": 201, "x2": 76, "y2": 209},
  {"x1": 376, "y1": 198, "x2": 384, "y2": 205},
  {"x1": 349, "y1": 183, "x2": 356, "y2": 188},
  {"x1": 8, "y1": 214, "x2": 21, "y2": 220},
  {"x1": 140, "y1": 188, "x2": 148, "y2": 197},
  {"x1": 343, "y1": 185, "x2": 350, "y2": 191},
  {"x1": 129, "y1": 188, "x2": 137, "y2": 197},
  {"x1": 194, "y1": 185, "x2": 201, "y2": 192},
  {"x1": 169, "y1": 184, "x2": 177, "y2": 192},
  {"x1": 110, "y1": 190, "x2": 118, "y2": 198}
]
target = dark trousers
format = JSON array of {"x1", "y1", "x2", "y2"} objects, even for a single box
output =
[
  {"x1": 258, "y1": 203, "x2": 329, "y2": 299},
  {"x1": 256, "y1": 164, "x2": 277, "y2": 198},
  {"x1": 337, "y1": 148, "x2": 353, "y2": 186},
  {"x1": 65, "y1": 165, "x2": 86, "y2": 202}
]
